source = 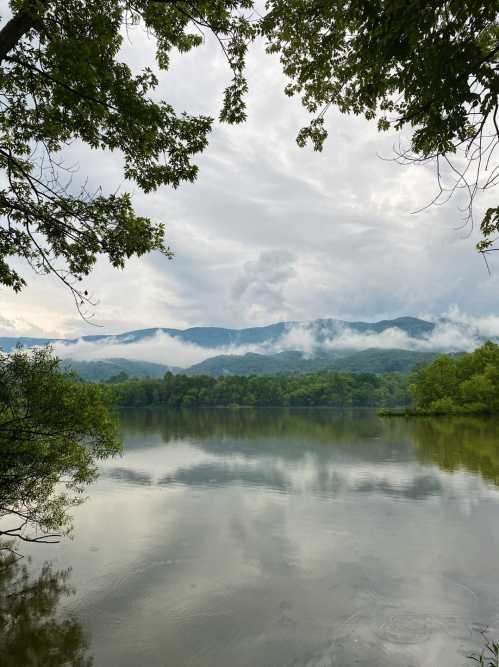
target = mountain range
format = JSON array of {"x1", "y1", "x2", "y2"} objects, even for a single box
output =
[
  {"x1": 182, "y1": 348, "x2": 441, "y2": 377},
  {"x1": 0, "y1": 316, "x2": 434, "y2": 352},
  {"x1": 55, "y1": 348, "x2": 442, "y2": 381},
  {"x1": 0, "y1": 316, "x2": 453, "y2": 379}
]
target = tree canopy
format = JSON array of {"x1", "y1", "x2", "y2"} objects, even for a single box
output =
[
  {"x1": 109, "y1": 369, "x2": 410, "y2": 408},
  {"x1": 0, "y1": 0, "x2": 498, "y2": 310},
  {"x1": 261, "y1": 0, "x2": 499, "y2": 252},
  {"x1": 409, "y1": 341, "x2": 499, "y2": 414},
  {"x1": 0, "y1": 347, "x2": 120, "y2": 551},
  {"x1": 0, "y1": 0, "x2": 254, "y2": 311}
]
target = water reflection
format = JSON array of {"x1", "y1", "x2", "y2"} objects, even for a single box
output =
[
  {"x1": 112, "y1": 409, "x2": 499, "y2": 502},
  {"x1": 119, "y1": 407, "x2": 417, "y2": 460},
  {"x1": 13, "y1": 409, "x2": 499, "y2": 667},
  {"x1": 410, "y1": 417, "x2": 499, "y2": 486},
  {"x1": 120, "y1": 407, "x2": 499, "y2": 486},
  {"x1": 0, "y1": 550, "x2": 92, "y2": 666}
]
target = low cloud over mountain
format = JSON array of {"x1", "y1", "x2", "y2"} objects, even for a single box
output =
[{"x1": 2, "y1": 309, "x2": 499, "y2": 374}]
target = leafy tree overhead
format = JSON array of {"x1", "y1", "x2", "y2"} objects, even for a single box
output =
[
  {"x1": 0, "y1": 1, "x2": 498, "y2": 313},
  {"x1": 261, "y1": 0, "x2": 499, "y2": 253},
  {"x1": 0, "y1": 0, "x2": 253, "y2": 312}
]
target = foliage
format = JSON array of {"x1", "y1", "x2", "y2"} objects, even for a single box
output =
[
  {"x1": 110, "y1": 369, "x2": 410, "y2": 408},
  {"x1": 0, "y1": 549, "x2": 92, "y2": 666},
  {"x1": 0, "y1": 0, "x2": 254, "y2": 309},
  {"x1": 0, "y1": 1, "x2": 497, "y2": 305},
  {"x1": 0, "y1": 347, "x2": 121, "y2": 547},
  {"x1": 470, "y1": 634, "x2": 499, "y2": 667},
  {"x1": 261, "y1": 0, "x2": 499, "y2": 251},
  {"x1": 409, "y1": 341, "x2": 499, "y2": 415}
]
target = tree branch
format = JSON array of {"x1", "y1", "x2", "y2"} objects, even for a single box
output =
[{"x1": 0, "y1": 1, "x2": 43, "y2": 65}]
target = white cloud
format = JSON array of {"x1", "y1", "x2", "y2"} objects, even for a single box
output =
[
  {"x1": 231, "y1": 250, "x2": 297, "y2": 324},
  {"x1": 38, "y1": 307, "x2": 499, "y2": 367},
  {"x1": 276, "y1": 322, "x2": 318, "y2": 356},
  {"x1": 52, "y1": 331, "x2": 269, "y2": 368},
  {"x1": 321, "y1": 323, "x2": 476, "y2": 353},
  {"x1": 281, "y1": 310, "x2": 499, "y2": 355}
]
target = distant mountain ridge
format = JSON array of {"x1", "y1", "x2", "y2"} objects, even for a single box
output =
[
  {"x1": 62, "y1": 358, "x2": 177, "y2": 382},
  {"x1": 184, "y1": 348, "x2": 441, "y2": 377},
  {"x1": 59, "y1": 348, "x2": 442, "y2": 381},
  {"x1": 0, "y1": 315, "x2": 435, "y2": 353},
  {"x1": 0, "y1": 316, "x2": 449, "y2": 379}
]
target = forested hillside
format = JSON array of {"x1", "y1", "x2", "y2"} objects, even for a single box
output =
[
  {"x1": 64, "y1": 358, "x2": 172, "y2": 382},
  {"x1": 61, "y1": 348, "x2": 440, "y2": 381},
  {"x1": 108, "y1": 343, "x2": 499, "y2": 412},
  {"x1": 184, "y1": 348, "x2": 440, "y2": 376}
]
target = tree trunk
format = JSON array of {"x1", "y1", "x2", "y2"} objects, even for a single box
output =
[{"x1": 0, "y1": 1, "x2": 43, "y2": 65}]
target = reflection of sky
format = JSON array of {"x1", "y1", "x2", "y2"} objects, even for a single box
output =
[
  {"x1": 22, "y1": 415, "x2": 499, "y2": 667},
  {"x1": 102, "y1": 434, "x2": 499, "y2": 505}
]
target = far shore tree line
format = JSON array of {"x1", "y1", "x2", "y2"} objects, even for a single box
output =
[
  {"x1": 108, "y1": 368, "x2": 411, "y2": 408},
  {"x1": 101, "y1": 341, "x2": 499, "y2": 415}
]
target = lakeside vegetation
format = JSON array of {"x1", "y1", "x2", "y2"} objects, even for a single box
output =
[
  {"x1": 109, "y1": 370, "x2": 410, "y2": 408},
  {"x1": 2, "y1": 340, "x2": 496, "y2": 551},
  {"x1": 382, "y1": 342, "x2": 499, "y2": 417},
  {"x1": 107, "y1": 342, "x2": 499, "y2": 416},
  {"x1": 0, "y1": 348, "x2": 120, "y2": 550}
]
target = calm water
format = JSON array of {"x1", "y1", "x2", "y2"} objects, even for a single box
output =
[{"x1": 5, "y1": 409, "x2": 499, "y2": 667}]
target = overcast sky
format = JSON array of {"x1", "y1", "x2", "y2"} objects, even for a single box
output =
[{"x1": 1, "y1": 23, "x2": 499, "y2": 338}]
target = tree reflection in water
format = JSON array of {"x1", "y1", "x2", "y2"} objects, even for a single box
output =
[
  {"x1": 410, "y1": 417, "x2": 499, "y2": 487},
  {"x1": 0, "y1": 548, "x2": 92, "y2": 667}
]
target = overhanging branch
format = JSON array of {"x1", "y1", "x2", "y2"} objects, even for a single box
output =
[{"x1": 0, "y1": 1, "x2": 44, "y2": 65}]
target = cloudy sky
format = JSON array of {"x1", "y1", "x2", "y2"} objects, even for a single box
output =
[{"x1": 1, "y1": 21, "x2": 499, "y2": 338}]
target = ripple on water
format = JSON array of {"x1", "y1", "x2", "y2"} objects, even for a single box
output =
[{"x1": 375, "y1": 612, "x2": 437, "y2": 645}]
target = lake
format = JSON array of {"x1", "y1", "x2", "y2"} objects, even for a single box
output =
[{"x1": 4, "y1": 408, "x2": 499, "y2": 667}]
